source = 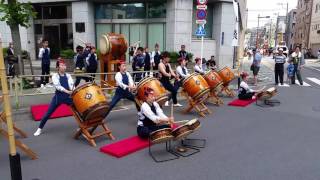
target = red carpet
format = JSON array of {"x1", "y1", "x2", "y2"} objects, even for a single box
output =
[
  {"x1": 31, "y1": 104, "x2": 73, "y2": 121},
  {"x1": 228, "y1": 99, "x2": 256, "y2": 107},
  {"x1": 100, "y1": 136, "x2": 150, "y2": 158}
]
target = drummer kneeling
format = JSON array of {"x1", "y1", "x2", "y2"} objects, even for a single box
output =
[
  {"x1": 238, "y1": 72, "x2": 258, "y2": 100},
  {"x1": 137, "y1": 87, "x2": 174, "y2": 139}
]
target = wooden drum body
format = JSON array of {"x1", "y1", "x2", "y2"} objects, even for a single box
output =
[
  {"x1": 186, "y1": 119, "x2": 201, "y2": 132},
  {"x1": 257, "y1": 87, "x2": 277, "y2": 100},
  {"x1": 150, "y1": 128, "x2": 173, "y2": 144},
  {"x1": 99, "y1": 33, "x2": 128, "y2": 59},
  {"x1": 203, "y1": 70, "x2": 224, "y2": 92},
  {"x1": 71, "y1": 83, "x2": 109, "y2": 121},
  {"x1": 183, "y1": 73, "x2": 210, "y2": 100},
  {"x1": 218, "y1": 67, "x2": 235, "y2": 86},
  {"x1": 136, "y1": 77, "x2": 169, "y2": 106},
  {"x1": 172, "y1": 125, "x2": 193, "y2": 140}
]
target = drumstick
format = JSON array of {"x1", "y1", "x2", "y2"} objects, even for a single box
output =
[
  {"x1": 76, "y1": 37, "x2": 86, "y2": 46},
  {"x1": 170, "y1": 101, "x2": 174, "y2": 128}
]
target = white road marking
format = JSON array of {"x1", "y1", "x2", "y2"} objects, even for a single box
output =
[
  {"x1": 307, "y1": 77, "x2": 320, "y2": 86},
  {"x1": 278, "y1": 83, "x2": 290, "y2": 87},
  {"x1": 295, "y1": 80, "x2": 311, "y2": 86}
]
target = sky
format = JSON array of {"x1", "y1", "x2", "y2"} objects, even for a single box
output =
[{"x1": 246, "y1": 0, "x2": 298, "y2": 28}]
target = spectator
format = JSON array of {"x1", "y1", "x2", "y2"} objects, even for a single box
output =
[
  {"x1": 6, "y1": 42, "x2": 17, "y2": 77},
  {"x1": 38, "y1": 40, "x2": 51, "y2": 85},
  {"x1": 74, "y1": 45, "x2": 89, "y2": 87},
  {"x1": 132, "y1": 47, "x2": 145, "y2": 82},
  {"x1": 144, "y1": 47, "x2": 151, "y2": 76},
  {"x1": 251, "y1": 48, "x2": 262, "y2": 86},
  {"x1": 86, "y1": 46, "x2": 98, "y2": 82},
  {"x1": 178, "y1": 45, "x2": 190, "y2": 62}
]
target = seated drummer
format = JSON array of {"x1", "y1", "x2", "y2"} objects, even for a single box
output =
[
  {"x1": 176, "y1": 57, "x2": 190, "y2": 80},
  {"x1": 238, "y1": 72, "x2": 257, "y2": 100},
  {"x1": 34, "y1": 58, "x2": 74, "y2": 136},
  {"x1": 137, "y1": 87, "x2": 174, "y2": 139},
  {"x1": 105, "y1": 61, "x2": 139, "y2": 117},
  {"x1": 194, "y1": 57, "x2": 205, "y2": 75}
]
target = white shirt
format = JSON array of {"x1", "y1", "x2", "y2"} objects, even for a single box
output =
[
  {"x1": 240, "y1": 81, "x2": 254, "y2": 93},
  {"x1": 115, "y1": 71, "x2": 134, "y2": 90},
  {"x1": 176, "y1": 65, "x2": 190, "y2": 78},
  {"x1": 194, "y1": 64, "x2": 205, "y2": 74},
  {"x1": 150, "y1": 50, "x2": 161, "y2": 64},
  {"x1": 138, "y1": 102, "x2": 168, "y2": 126},
  {"x1": 52, "y1": 73, "x2": 74, "y2": 92},
  {"x1": 38, "y1": 47, "x2": 50, "y2": 59}
]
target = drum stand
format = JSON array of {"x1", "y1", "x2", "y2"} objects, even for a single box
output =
[
  {"x1": 181, "y1": 138, "x2": 206, "y2": 149},
  {"x1": 148, "y1": 139, "x2": 179, "y2": 163},
  {"x1": 207, "y1": 90, "x2": 224, "y2": 106},
  {"x1": 221, "y1": 85, "x2": 235, "y2": 97},
  {"x1": 71, "y1": 106, "x2": 115, "y2": 147},
  {"x1": 256, "y1": 98, "x2": 280, "y2": 107},
  {"x1": 183, "y1": 92, "x2": 211, "y2": 117}
]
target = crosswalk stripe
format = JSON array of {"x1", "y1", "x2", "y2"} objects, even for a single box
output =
[
  {"x1": 278, "y1": 83, "x2": 290, "y2": 87},
  {"x1": 307, "y1": 77, "x2": 320, "y2": 86},
  {"x1": 295, "y1": 80, "x2": 311, "y2": 86}
]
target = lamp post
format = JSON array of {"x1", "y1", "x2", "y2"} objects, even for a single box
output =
[
  {"x1": 277, "y1": 2, "x2": 289, "y2": 44},
  {"x1": 256, "y1": 15, "x2": 270, "y2": 49}
]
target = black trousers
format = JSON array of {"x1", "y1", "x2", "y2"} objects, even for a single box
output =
[
  {"x1": 274, "y1": 63, "x2": 284, "y2": 84},
  {"x1": 41, "y1": 63, "x2": 50, "y2": 84},
  {"x1": 161, "y1": 80, "x2": 178, "y2": 104},
  {"x1": 137, "y1": 125, "x2": 171, "y2": 139},
  {"x1": 238, "y1": 92, "x2": 255, "y2": 100},
  {"x1": 291, "y1": 64, "x2": 303, "y2": 85}
]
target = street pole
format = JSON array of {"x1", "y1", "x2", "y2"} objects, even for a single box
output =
[
  {"x1": 269, "y1": 19, "x2": 272, "y2": 47},
  {"x1": 200, "y1": 24, "x2": 204, "y2": 65},
  {"x1": 0, "y1": 36, "x2": 22, "y2": 179},
  {"x1": 256, "y1": 14, "x2": 260, "y2": 49},
  {"x1": 285, "y1": 2, "x2": 289, "y2": 45}
]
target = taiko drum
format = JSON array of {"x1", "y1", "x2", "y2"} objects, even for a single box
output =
[
  {"x1": 99, "y1": 33, "x2": 128, "y2": 59},
  {"x1": 203, "y1": 70, "x2": 224, "y2": 91},
  {"x1": 182, "y1": 73, "x2": 210, "y2": 100},
  {"x1": 217, "y1": 67, "x2": 235, "y2": 86},
  {"x1": 71, "y1": 83, "x2": 109, "y2": 121}
]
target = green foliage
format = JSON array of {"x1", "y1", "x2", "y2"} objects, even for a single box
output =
[
  {"x1": 2, "y1": 47, "x2": 8, "y2": 56},
  {"x1": 0, "y1": 0, "x2": 37, "y2": 28},
  {"x1": 60, "y1": 49, "x2": 75, "y2": 59},
  {"x1": 169, "y1": 51, "x2": 179, "y2": 63},
  {"x1": 187, "y1": 52, "x2": 194, "y2": 61}
]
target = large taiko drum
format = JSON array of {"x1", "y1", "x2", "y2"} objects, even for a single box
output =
[
  {"x1": 182, "y1": 73, "x2": 210, "y2": 100},
  {"x1": 71, "y1": 83, "x2": 109, "y2": 121},
  {"x1": 99, "y1": 33, "x2": 128, "y2": 58},
  {"x1": 218, "y1": 67, "x2": 235, "y2": 86},
  {"x1": 136, "y1": 77, "x2": 169, "y2": 106},
  {"x1": 203, "y1": 70, "x2": 224, "y2": 91}
]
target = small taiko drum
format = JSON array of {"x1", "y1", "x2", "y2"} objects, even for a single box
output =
[
  {"x1": 149, "y1": 128, "x2": 174, "y2": 144},
  {"x1": 186, "y1": 119, "x2": 201, "y2": 132},
  {"x1": 99, "y1": 33, "x2": 128, "y2": 58},
  {"x1": 218, "y1": 67, "x2": 235, "y2": 86},
  {"x1": 203, "y1": 70, "x2": 224, "y2": 91},
  {"x1": 258, "y1": 87, "x2": 277, "y2": 100},
  {"x1": 182, "y1": 73, "x2": 210, "y2": 100},
  {"x1": 136, "y1": 77, "x2": 169, "y2": 106},
  {"x1": 172, "y1": 124, "x2": 193, "y2": 140},
  {"x1": 71, "y1": 83, "x2": 109, "y2": 121}
]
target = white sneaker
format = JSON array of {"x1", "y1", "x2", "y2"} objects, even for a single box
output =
[
  {"x1": 33, "y1": 128, "x2": 42, "y2": 136},
  {"x1": 40, "y1": 84, "x2": 44, "y2": 88},
  {"x1": 164, "y1": 101, "x2": 169, "y2": 106},
  {"x1": 173, "y1": 103, "x2": 183, "y2": 107},
  {"x1": 46, "y1": 84, "x2": 53, "y2": 88}
]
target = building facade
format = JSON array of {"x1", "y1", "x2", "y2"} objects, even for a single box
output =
[
  {"x1": 275, "y1": 16, "x2": 286, "y2": 46},
  {"x1": 0, "y1": 0, "x2": 246, "y2": 68},
  {"x1": 309, "y1": 0, "x2": 320, "y2": 56},
  {"x1": 286, "y1": 9, "x2": 297, "y2": 50},
  {"x1": 293, "y1": 0, "x2": 313, "y2": 48}
]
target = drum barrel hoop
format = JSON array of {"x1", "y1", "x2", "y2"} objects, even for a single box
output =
[
  {"x1": 136, "y1": 77, "x2": 155, "y2": 89},
  {"x1": 71, "y1": 83, "x2": 97, "y2": 97},
  {"x1": 192, "y1": 88, "x2": 210, "y2": 100},
  {"x1": 81, "y1": 102, "x2": 109, "y2": 120}
]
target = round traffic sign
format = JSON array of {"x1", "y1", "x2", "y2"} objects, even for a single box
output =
[
  {"x1": 197, "y1": 0, "x2": 208, "y2": 5},
  {"x1": 196, "y1": 9, "x2": 207, "y2": 20}
]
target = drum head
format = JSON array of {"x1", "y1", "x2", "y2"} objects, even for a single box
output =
[
  {"x1": 99, "y1": 34, "x2": 109, "y2": 55},
  {"x1": 82, "y1": 103, "x2": 109, "y2": 121},
  {"x1": 186, "y1": 119, "x2": 198, "y2": 125},
  {"x1": 172, "y1": 125, "x2": 193, "y2": 140},
  {"x1": 71, "y1": 83, "x2": 95, "y2": 97}
]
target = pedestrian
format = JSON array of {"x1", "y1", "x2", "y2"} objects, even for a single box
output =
[
  {"x1": 38, "y1": 40, "x2": 51, "y2": 85},
  {"x1": 251, "y1": 48, "x2": 262, "y2": 86},
  {"x1": 74, "y1": 45, "x2": 89, "y2": 87},
  {"x1": 317, "y1": 49, "x2": 320, "y2": 61},
  {"x1": 86, "y1": 46, "x2": 98, "y2": 82},
  {"x1": 158, "y1": 51, "x2": 182, "y2": 107},
  {"x1": 274, "y1": 48, "x2": 286, "y2": 85},
  {"x1": 144, "y1": 47, "x2": 151, "y2": 76},
  {"x1": 289, "y1": 46, "x2": 304, "y2": 85},
  {"x1": 151, "y1": 43, "x2": 161, "y2": 77},
  {"x1": 132, "y1": 47, "x2": 145, "y2": 82},
  {"x1": 6, "y1": 42, "x2": 17, "y2": 77},
  {"x1": 34, "y1": 58, "x2": 74, "y2": 136}
]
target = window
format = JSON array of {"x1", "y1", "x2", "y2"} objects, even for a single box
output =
[
  {"x1": 148, "y1": 2, "x2": 166, "y2": 18},
  {"x1": 192, "y1": 2, "x2": 213, "y2": 38},
  {"x1": 33, "y1": 4, "x2": 71, "y2": 19},
  {"x1": 75, "y1": 23, "x2": 85, "y2": 33},
  {"x1": 95, "y1": 3, "x2": 146, "y2": 19}
]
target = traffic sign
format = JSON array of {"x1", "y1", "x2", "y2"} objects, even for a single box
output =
[
  {"x1": 197, "y1": 0, "x2": 208, "y2": 5},
  {"x1": 196, "y1": 5, "x2": 207, "y2": 10},
  {"x1": 196, "y1": 20, "x2": 207, "y2": 24},
  {"x1": 196, "y1": 9, "x2": 207, "y2": 20},
  {"x1": 195, "y1": 25, "x2": 206, "y2": 36}
]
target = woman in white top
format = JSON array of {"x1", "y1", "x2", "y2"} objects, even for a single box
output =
[
  {"x1": 176, "y1": 57, "x2": 190, "y2": 79},
  {"x1": 137, "y1": 87, "x2": 174, "y2": 139},
  {"x1": 194, "y1": 57, "x2": 205, "y2": 75},
  {"x1": 238, "y1": 72, "x2": 258, "y2": 100}
]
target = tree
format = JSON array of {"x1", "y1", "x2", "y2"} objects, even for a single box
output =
[{"x1": 0, "y1": 0, "x2": 36, "y2": 75}]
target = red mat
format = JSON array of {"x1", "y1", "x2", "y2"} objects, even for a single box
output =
[
  {"x1": 228, "y1": 99, "x2": 256, "y2": 107},
  {"x1": 31, "y1": 104, "x2": 73, "y2": 121},
  {"x1": 100, "y1": 136, "x2": 150, "y2": 158}
]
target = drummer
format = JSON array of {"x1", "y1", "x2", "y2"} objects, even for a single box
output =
[
  {"x1": 34, "y1": 58, "x2": 74, "y2": 136},
  {"x1": 238, "y1": 72, "x2": 258, "y2": 100},
  {"x1": 176, "y1": 57, "x2": 190, "y2": 80},
  {"x1": 105, "y1": 61, "x2": 139, "y2": 117},
  {"x1": 137, "y1": 87, "x2": 174, "y2": 139},
  {"x1": 158, "y1": 51, "x2": 183, "y2": 107},
  {"x1": 194, "y1": 57, "x2": 205, "y2": 75}
]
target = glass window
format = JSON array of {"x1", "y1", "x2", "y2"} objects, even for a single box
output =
[
  {"x1": 148, "y1": 2, "x2": 166, "y2": 18},
  {"x1": 95, "y1": 24, "x2": 112, "y2": 50},
  {"x1": 148, "y1": 23, "x2": 165, "y2": 51},
  {"x1": 95, "y1": 3, "x2": 146, "y2": 19},
  {"x1": 43, "y1": 6, "x2": 68, "y2": 19},
  {"x1": 192, "y1": 2, "x2": 213, "y2": 38}
]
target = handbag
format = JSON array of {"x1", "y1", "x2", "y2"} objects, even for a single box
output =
[{"x1": 250, "y1": 64, "x2": 254, "y2": 71}]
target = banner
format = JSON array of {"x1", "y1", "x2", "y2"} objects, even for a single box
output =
[{"x1": 232, "y1": 0, "x2": 239, "y2": 47}]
